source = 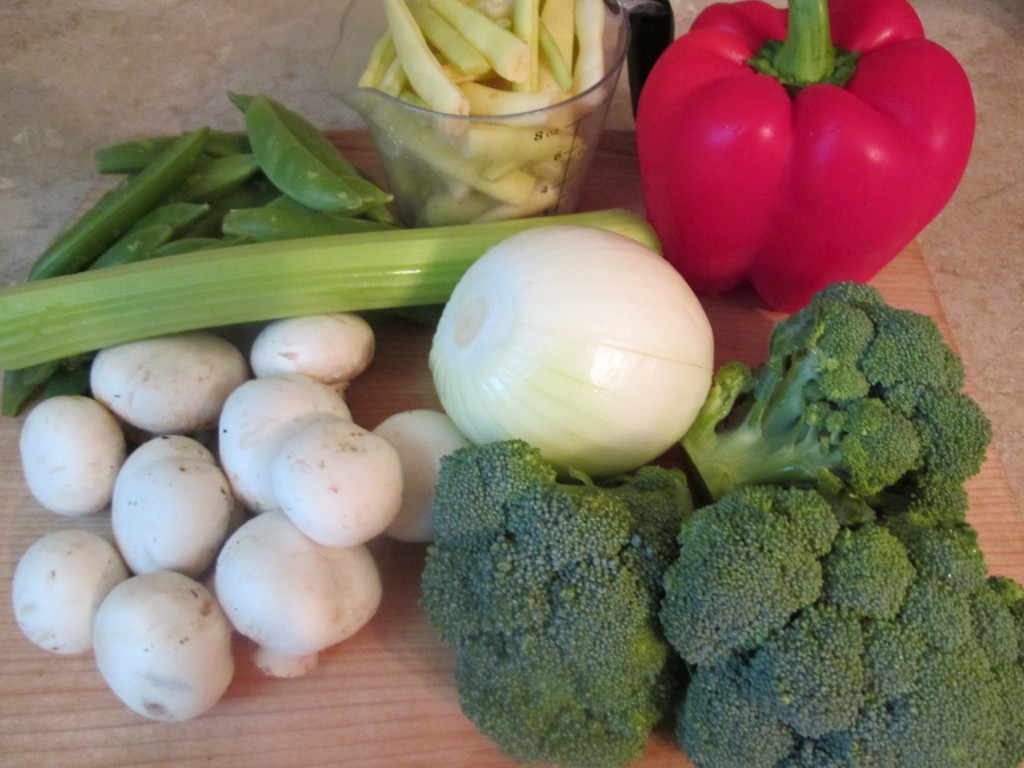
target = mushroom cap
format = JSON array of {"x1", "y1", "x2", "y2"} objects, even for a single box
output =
[
  {"x1": 272, "y1": 416, "x2": 403, "y2": 547},
  {"x1": 215, "y1": 511, "x2": 382, "y2": 657},
  {"x1": 121, "y1": 434, "x2": 217, "y2": 468},
  {"x1": 373, "y1": 409, "x2": 471, "y2": 543},
  {"x1": 112, "y1": 453, "x2": 233, "y2": 578},
  {"x1": 218, "y1": 374, "x2": 352, "y2": 513},
  {"x1": 91, "y1": 331, "x2": 248, "y2": 434},
  {"x1": 12, "y1": 529, "x2": 129, "y2": 654},
  {"x1": 92, "y1": 571, "x2": 234, "y2": 722},
  {"x1": 19, "y1": 395, "x2": 126, "y2": 516},
  {"x1": 250, "y1": 313, "x2": 375, "y2": 387}
]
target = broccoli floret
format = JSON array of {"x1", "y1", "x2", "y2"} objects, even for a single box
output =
[
  {"x1": 660, "y1": 485, "x2": 838, "y2": 667},
  {"x1": 681, "y1": 282, "x2": 991, "y2": 519},
  {"x1": 822, "y1": 525, "x2": 915, "y2": 620},
  {"x1": 748, "y1": 603, "x2": 868, "y2": 738},
  {"x1": 682, "y1": 655, "x2": 796, "y2": 768},
  {"x1": 421, "y1": 439, "x2": 692, "y2": 768},
  {"x1": 663, "y1": 484, "x2": 1024, "y2": 768}
]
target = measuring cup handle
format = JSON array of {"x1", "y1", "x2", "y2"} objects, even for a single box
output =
[{"x1": 616, "y1": 0, "x2": 675, "y2": 116}]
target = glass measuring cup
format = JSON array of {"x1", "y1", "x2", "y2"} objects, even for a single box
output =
[{"x1": 329, "y1": 0, "x2": 671, "y2": 227}]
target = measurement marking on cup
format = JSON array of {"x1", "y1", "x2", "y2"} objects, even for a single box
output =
[{"x1": 549, "y1": 116, "x2": 586, "y2": 213}]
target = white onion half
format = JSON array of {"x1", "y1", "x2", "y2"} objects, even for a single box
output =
[{"x1": 428, "y1": 225, "x2": 714, "y2": 477}]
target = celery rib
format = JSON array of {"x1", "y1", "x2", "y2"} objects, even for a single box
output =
[{"x1": 0, "y1": 209, "x2": 659, "y2": 370}]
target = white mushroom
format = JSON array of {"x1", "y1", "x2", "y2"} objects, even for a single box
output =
[
  {"x1": 214, "y1": 511, "x2": 382, "y2": 678},
  {"x1": 373, "y1": 409, "x2": 472, "y2": 543},
  {"x1": 217, "y1": 373, "x2": 352, "y2": 513},
  {"x1": 19, "y1": 395, "x2": 126, "y2": 516},
  {"x1": 249, "y1": 313, "x2": 375, "y2": 389},
  {"x1": 90, "y1": 330, "x2": 249, "y2": 435},
  {"x1": 272, "y1": 415, "x2": 404, "y2": 547},
  {"x1": 120, "y1": 433, "x2": 218, "y2": 466},
  {"x1": 111, "y1": 436, "x2": 235, "y2": 578},
  {"x1": 12, "y1": 529, "x2": 129, "y2": 654},
  {"x1": 92, "y1": 570, "x2": 234, "y2": 722}
]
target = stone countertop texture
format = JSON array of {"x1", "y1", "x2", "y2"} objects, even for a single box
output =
[{"x1": 1, "y1": 0, "x2": 1021, "y2": 517}]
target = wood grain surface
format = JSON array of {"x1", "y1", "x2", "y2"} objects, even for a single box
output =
[{"x1": 0, "y1": 131, "x2": 1020, "y2": 768}]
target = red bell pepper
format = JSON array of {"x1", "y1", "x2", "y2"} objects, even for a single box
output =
[{"x1": 635, "y1": 0, "x2": 975, "y2": 311}]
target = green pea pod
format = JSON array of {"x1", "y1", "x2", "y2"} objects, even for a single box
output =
[
  {"x1": 88, "y1": 223, "x2": 175, "y2": 270},
  {"x1": 30, "y1": 127, "x2": 209, "y2": 280},
  {"x1": 2, "y1": 362, "x2": 60, "y2": 416},
  {"x1": 41, "y1": 359, "x2": 92, "y2": 400},
  {"x1": 169, "y1": 153, "x2": 262, "y2": 204},
  {"x1": 203, "y1": 131, "x2": 252, "y2": 158},
  {"x1": 128, "y1": 201, "x2": 210, "y2": 234},
  {"x1": 152, "y1": 236, "x2": 250, "y2": 257},
  {"x1": 94, "y1": 136, "x2": 178, "y2": 175},
  {"x1": 222, "y1": 201, "x2": 398, "y2": 242},
  {"x1": 235, "y1": 92, "x2": 393, "y2": 215},
  {"x1": 94, "y1": 130, "x2": 250, "y2": 174},
  {"x1": 177, "y1": 174, "x2": 281, "y2": 238}
]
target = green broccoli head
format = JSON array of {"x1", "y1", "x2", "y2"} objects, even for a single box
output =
[
  {"x1": 421, "y1": 439, "x2": 692, "y2": 768},
  {"x1": 681, "y1": 282, "x2": 991, "y2": 518},
  {"x1": 664, "y1": 484, "x2": 1024, "y2": 768}
]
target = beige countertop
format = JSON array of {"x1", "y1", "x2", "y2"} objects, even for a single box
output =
[{"x1": 1, "y1": 0, "x2": 1021, "y2": 522}]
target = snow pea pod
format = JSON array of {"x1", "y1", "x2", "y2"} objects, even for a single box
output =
[
  {"x1": 235, "y1": 92, "x2": 393, "y2": 215},
  {"x1": 2, "y1": 356, "x2": 92, "y2": 417},
  {"x1": 152, "y1": 236, "x2": 250, "y2": 257},
  {"x1": 222, "y1": 198, "x2": 398, "y2": 242},
  {"x1": 95, "y1": 130, "x2": 251, "y2": 174},
  {"x1": 29, "y1": 127, "x2": 210, "y2": 280},
  {"x1": 177, "y1": 174, "x2": 280, "y2": 239},
  {"x1": 88, "y1": 223, "x2": 175, "y2": 270},
  {"x1": 128, "y1": 201, "x2": 210, "y2": 234},
  {"x1": 94, "y1": 136, "x2": 176, "y2": 175},
  {"x1": 2, "y1": 362, "x2": 59, "y2": 416},
  {"x1": 169, "y1": 153, "x2": 262, "y2": 204}
]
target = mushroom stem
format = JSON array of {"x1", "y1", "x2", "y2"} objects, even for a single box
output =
[{"x1": 253, "y1": 646, "x2": 320, "y2": 678}]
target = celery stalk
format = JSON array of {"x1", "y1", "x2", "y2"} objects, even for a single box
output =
[{"x1": 0, "y1": 210, "x2": 660, "y2": 370}]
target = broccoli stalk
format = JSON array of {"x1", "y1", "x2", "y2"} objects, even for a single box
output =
[
  {"x1": 421, "y1": 439, "x2": 692, "y2": 768},
  {"x1": 681, "y1": 282, "x2": 991, "y2": 521}
]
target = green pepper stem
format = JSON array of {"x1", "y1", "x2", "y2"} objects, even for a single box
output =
[{"x1": 749, "y1": 0, "x2": 858, "y2": 89}]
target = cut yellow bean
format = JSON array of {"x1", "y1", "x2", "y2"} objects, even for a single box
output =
[
  {"x1": 379, "y1": 52, "x2": 410, "y2": 96},
  {"x1": 572, "y1": 0, "x2": 606, "y2": 94},
  {"x1": 538, "y1": 19, "x2": 573, "y2": 93},
  {"x1": 428, "y1": 0, "x2": 531, "y2": 83},
  {"x1": 408, "y1": 1, "x2": 491, "y2": 77},
  {"x1": 358, "y1": 33, "x2": 398, "y2": 89},
  {"x1": 512, "y1": 0, "x2": 541, "y2": 91},
  {"x1": 384, "y1": 0, "x2": 469, "y2": 114},
  {"x1": 461, "y1": 81, "x2": 558, "y2": 115},
  {"x1": 459, "y1": 121, "x2": 576, "y2": 164},
  {"x1": 541, "y1": 0, "x2": 575, "y2": 61}
]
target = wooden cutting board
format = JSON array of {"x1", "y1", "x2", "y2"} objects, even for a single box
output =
[{"x1": 0, "y1": 131, "x2": 1020, "y2": 768}]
